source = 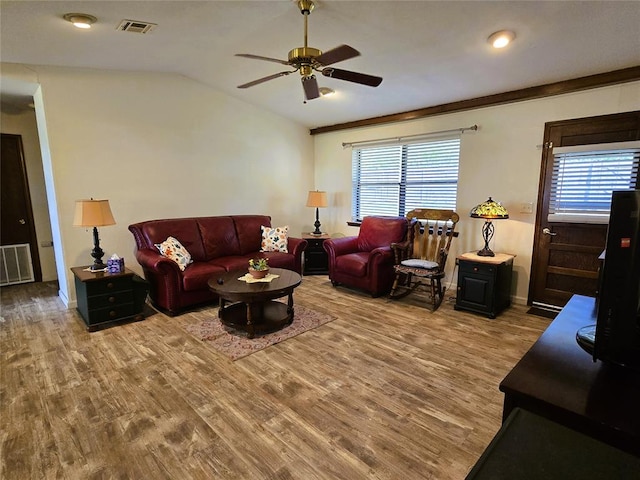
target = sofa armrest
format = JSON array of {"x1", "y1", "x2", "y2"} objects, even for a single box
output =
[
  {"x1": 135, "y1": 248, "x2": 182, "y2": 275},
  {"x1": 286, "y1": 236, "x2": 308, "y2": 274},
  {"x1": 135, "y1": 248, "x2": 184, "y2": 292}
]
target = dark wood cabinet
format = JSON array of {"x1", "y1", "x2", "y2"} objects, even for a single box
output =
[
  {"x1": 466, "y1": 407, "x2": 640, "y2": 479},
  {"x1": 454, "y1": 252, "x2": 514, "y2": 318},
  {"x1": 499, "y1": 294, "x2": 640, "y2": 457},
  {"x1": 302, "y1": 233, "x2": 330, "y2": 275},
  {"x1": 71, "y1": 266, "x2": 147, "y2": 331}
]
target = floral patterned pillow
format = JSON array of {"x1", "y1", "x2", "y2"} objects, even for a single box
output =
[
  {"x1": 260, "y1": 225, "x2": 289, "y2": 253},
  {"x1": 155, "y1": 236, "x2": 192, "y2": 271}
]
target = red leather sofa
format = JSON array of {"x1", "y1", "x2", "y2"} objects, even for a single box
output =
[
  {"x1": 128, "y1": 215, "x2": 307, "y2": 315},
  {"x1": 323, "y1": 215, "x2": 410, "y2": 297}
]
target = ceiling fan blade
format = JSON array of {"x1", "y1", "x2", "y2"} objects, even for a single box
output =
[
  {"x1": 314, "y1": 44, "x2": 360, "y2": 66},
  {"x1": 235, "y1": 53, "x2": 290, "y2": 66},
  {"x1": 321, "y1": 67, "x2": 383, "y2": 87},
  {"x1": 238, "y1": 71, "x2": 294, "y2": 89},
  {"x1": 302, "y1": 75, "x2": 320, "y2": 100}
]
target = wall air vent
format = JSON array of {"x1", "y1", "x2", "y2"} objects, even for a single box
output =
[
  {"x1": 1, "y1": 244, "x2": 34, "y2": 286},
  {"x1": 117, "y1": 19, "x2": 157, "y2": 34}
]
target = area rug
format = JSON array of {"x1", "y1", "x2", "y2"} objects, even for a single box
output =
[{"x1": 184, "y1": 304, "x2": 334, "y2": 360}]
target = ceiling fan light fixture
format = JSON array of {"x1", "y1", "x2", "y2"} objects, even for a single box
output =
[
  {"x1": 319, "y1": 87, "x2": 335, "y2": 97},
  {"x1": 488, "y1": 30, "x2": 515, "y2": 49},
  {"x1": 63, "y1": 13, "x2": 97, "y2": 29}
]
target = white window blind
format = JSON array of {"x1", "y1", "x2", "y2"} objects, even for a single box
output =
[
  {"x1": 351, "y1": 136, "x2": 460, "y2": 220},
  {"x1": 548, "y1": 141, "x2": 640, "y2": 223}
]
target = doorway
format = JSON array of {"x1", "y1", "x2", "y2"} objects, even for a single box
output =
[
  {"x1": 528, "y1": 111, "x2": 640, "y2": 309},
  {"x1": 1, "y1": 133, "x2": 42, "y2": 284}
]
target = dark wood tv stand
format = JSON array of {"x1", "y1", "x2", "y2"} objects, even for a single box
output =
[{"x1": 499, "y1": 294, "x2": 640, "y2": 456}]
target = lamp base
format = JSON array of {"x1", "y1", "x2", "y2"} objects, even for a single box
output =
[
  {"x1": 90, "y1": 226, "x2": 107, "y2": 271},
  {"x1": 312, "y1": 207, "x2": 323, "y2": 235},
  {"x1": 477, "y1": 220, "x2": 495, "y2": 256}
]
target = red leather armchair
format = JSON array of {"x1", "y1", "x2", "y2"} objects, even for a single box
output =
[{"x1": 323, "y1": 216, "x2": 410, "y2": 297}]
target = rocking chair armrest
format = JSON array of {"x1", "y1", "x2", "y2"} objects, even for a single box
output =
[
  {"x1": 391, "y1": 239, "x2": 411, "y2": 264},
  {"x1": 437, "y1": 248, "x2": 449, "y2": 270}
]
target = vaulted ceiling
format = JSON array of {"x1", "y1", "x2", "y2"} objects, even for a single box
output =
[{"x1": 2, "y1": 1, "x2": 639, "y2": 129}]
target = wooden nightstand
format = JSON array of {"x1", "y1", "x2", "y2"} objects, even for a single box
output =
[
  {"x1": 71, "y1": 266, "x2": 148, "y2": 331},
  {"x1": 302, "y1": 233, "x2": 330, "y2": 275},
  {"x1": 454, "y1": 252, "x2": 515, "y2": 318}
]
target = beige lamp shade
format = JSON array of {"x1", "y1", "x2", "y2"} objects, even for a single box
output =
[
  {"x1": 73, "y1": 199, "x2": 116, "y2": 227},
  {"x1": 306, "y1": 190, "x2": 328, "y2": 208}
]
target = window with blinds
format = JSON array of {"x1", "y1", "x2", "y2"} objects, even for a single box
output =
[
  {"x1": 351, "y1": 136, "x2": 460, "y2": 221},
  {"x1": 548, "y1": 141, "x2": 640, "y2": 223}
]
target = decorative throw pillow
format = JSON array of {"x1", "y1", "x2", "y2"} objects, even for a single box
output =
[
  {"x1": 260, "y1": 225, "x2": 289, "y2": 253},
  {"x1": 401, "y1": 259, "x2": 439, "y2": 270},
  {"x1": 155, "y1": 236, "x2": 193, "y2": 271}
]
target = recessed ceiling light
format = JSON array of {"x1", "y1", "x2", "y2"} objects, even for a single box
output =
[
  {"x1": 63, "y1": 13, "x2": 97, "y2": 29},
  {"x1": 319, "y1": 87, "x2": 335, "y2": 97},
  {"x1": 487, "y1": 30, "x2": 515, "y2": 49}
]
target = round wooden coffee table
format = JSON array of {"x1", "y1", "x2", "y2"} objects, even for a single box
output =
[{"x1": 207, "y1": 268, "x2": 302, "y2": 339}]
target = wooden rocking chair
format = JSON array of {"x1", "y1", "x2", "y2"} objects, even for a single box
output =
[{"x1": 389, "y1": 209, "x2": 460, "y2": 311}]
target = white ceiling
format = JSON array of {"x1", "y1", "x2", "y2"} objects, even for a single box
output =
[{"x1": 2, "y1": 0, "x2": 639, "y2": 129}]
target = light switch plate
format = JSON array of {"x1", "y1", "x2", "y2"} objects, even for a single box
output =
[{"x1": 520, "y1": 202, "x2": 534, "y2": 214}]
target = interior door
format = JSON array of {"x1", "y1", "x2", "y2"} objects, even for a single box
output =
[
  {"x1": 1, "y1": 133, "x2": 42, "y2": 282},
  {"x1": 528, "y1": 111, "x2": 640, "y2": 310}
]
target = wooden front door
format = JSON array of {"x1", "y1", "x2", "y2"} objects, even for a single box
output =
[
  {"x1": 528, "y1": 111, "x2": 640, "y2": 309},
  {"x1": 1, "y1": 133, "x2": 42, "y2": 282}
]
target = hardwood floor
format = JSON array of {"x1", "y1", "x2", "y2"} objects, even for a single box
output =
[{"x1": 0, "y1": 277, "x2": 550, "y2": 479}]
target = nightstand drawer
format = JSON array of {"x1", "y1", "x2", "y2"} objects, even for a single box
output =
[
  {"x1": 88, "y1": 303, "x2": 136, "y2": 324},
  {"x1": 85, "y1": 276, "x2": 132, "y2": 296},
  {"x1": 459, "y1": 261, "x2": 495, "y2": 276},
  {"x1": 306, "y1": 237, "x2": 326, "y2": 249},
  {"x1": 88, "y1": 290, "x2": 134, "y2": 309}
]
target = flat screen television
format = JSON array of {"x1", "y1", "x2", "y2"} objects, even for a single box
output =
[{"x1": 577, "y1": 189, "x2": 640, "y2": 371}]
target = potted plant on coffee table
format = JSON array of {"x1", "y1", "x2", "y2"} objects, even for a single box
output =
[{"x1": 248, "y1": 258, "x2": 270, "y2": 279}]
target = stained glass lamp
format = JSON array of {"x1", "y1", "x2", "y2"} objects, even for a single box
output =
[{"x1": 470, "y1": 197, "x2": 509, "y2": 257}]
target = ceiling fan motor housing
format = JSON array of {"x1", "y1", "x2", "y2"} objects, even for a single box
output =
[
  {"x1": 289, "y1": 47, "x2": 321, "y2": 77},
  {"x1": 288, "y1": 47, "x2": 321, "y2": 64}
]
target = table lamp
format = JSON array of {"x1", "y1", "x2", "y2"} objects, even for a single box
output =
[
  {"x1": 73, "y1": 198, "x2": 116, "y2": 271},
  {"x1": 470, "y1": 197, "x2": 509, "y2": 257},
  {"x1": 306, "y1": 190, "x2": 328, "y2": 235}
]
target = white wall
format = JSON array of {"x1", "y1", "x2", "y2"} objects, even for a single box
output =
[
  {"x1": 314, "y1": 81, "x2": 640, "y2": 304},
  {"x1": 4, "y1": 64, "x2": 315, "y2": 306},
  {"x1": 3, "y1": 60, "x2": 639, "y2": 308},
  {"x1": 0, "y1": 108, "x2": 57, "y2": 281}
]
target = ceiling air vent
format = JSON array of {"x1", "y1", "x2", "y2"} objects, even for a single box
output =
[{"x1": 117, "y1": 19, "x2": 156, "y2": 34}]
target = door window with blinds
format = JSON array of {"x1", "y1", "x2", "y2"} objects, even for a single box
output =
[
  {"x1": 351, "y1": 136, "x2": 460, "y2": 221},
  {"x1": 548, "y1": 141, "x2": 640, "y2": 223}
]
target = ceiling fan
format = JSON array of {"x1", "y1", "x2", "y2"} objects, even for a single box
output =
[{"x1": 235, "y1": 0, "x2": 383, "y2": 101}]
